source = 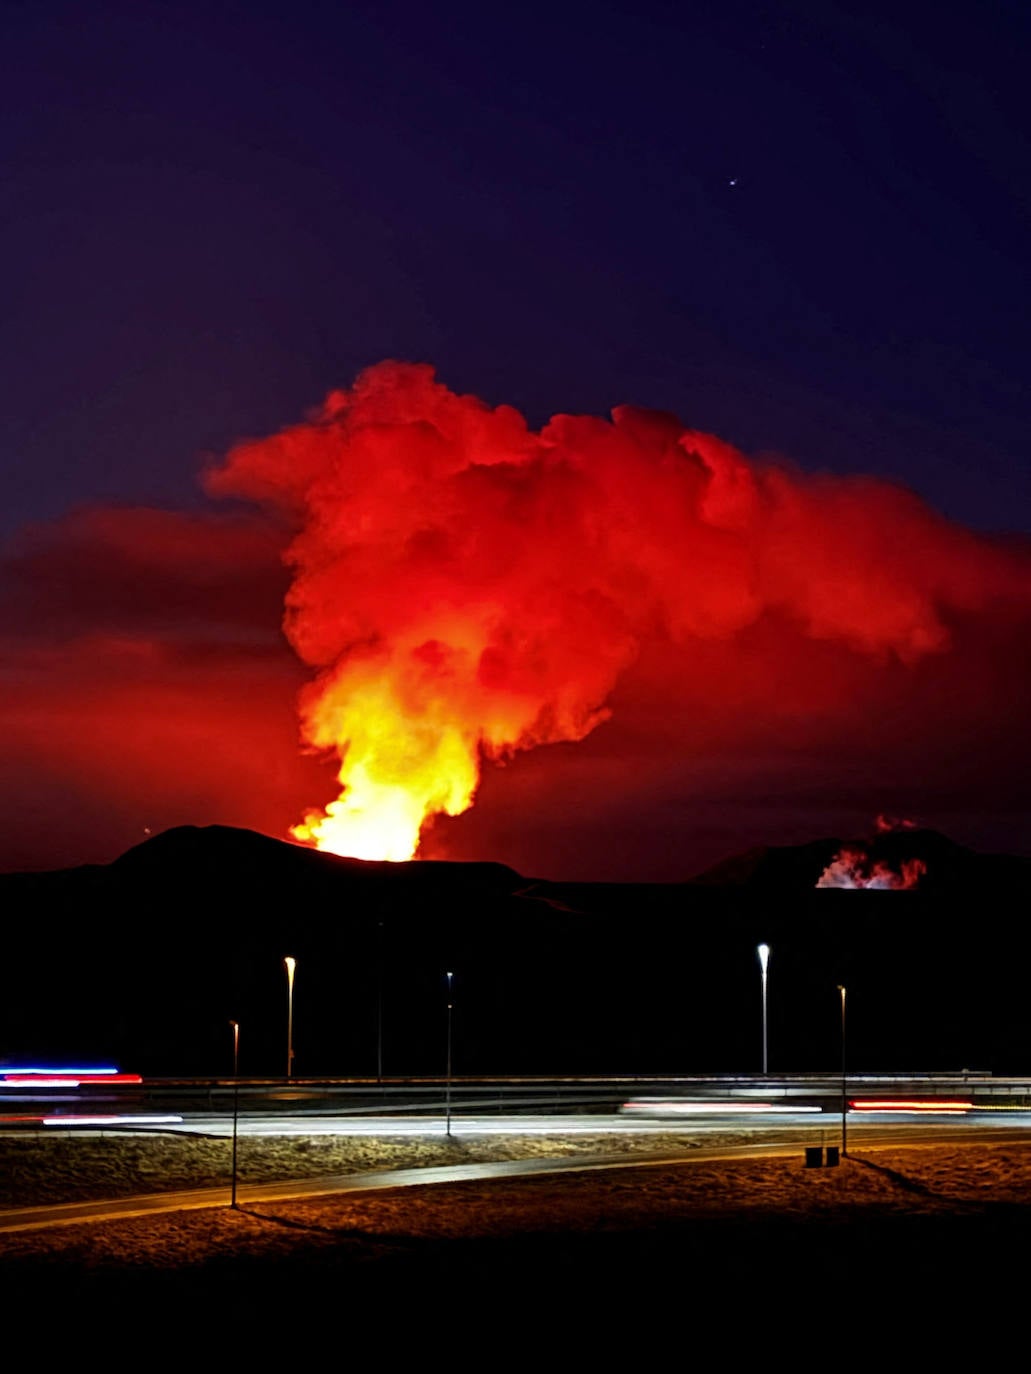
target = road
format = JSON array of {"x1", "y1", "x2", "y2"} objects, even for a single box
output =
[{"x1": 4, "y1": 1068, "x2": 1026, "y2": 1124}]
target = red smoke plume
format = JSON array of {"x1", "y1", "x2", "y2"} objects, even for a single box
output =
[
  {"x1": 817, "y1": 848, "x2": 927, "y2": 890},
  {"x1": 818, "y1": 815, "x2": 928, "y2": 888},
  {"x1": 875, "y1": 814, "x2": 918, "y2": 833},
  {"x1": 202, "y1": 361, "x2": 1031, "y2": 865}
]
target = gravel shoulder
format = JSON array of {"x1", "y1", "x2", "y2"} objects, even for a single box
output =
[{"x1": 0, "y1": 1126, "x2": 760, "y2": 1208}]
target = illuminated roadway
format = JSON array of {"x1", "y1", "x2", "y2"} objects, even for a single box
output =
[{"x1": 29, "y1": 1105, "x2": 1031, "y2": 1139}]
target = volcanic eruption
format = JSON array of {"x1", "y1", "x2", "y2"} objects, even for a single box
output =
[
  {"x1": 204, "y1": 361, "x2": 1031, "y2": 866},
  {"x1": 816, "y1": 816, "x2": 930, "y2": 889},
  {"x1": 816, "y1": 848, "x2": 927, "y2": 890}
]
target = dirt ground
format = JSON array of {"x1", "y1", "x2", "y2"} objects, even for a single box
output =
[{"x1": 3, "y1": 1130, "x2": 1029, "y2": 1344}]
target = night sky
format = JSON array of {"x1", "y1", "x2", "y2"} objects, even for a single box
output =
[{"x1": 2, "y1": 0, "x2": 1029, "y2": 880}]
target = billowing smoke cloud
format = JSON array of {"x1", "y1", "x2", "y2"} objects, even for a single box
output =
[
  {"x1": 817, "y1": 814, "x2": 927, "y2": 888},
  {"x1": 204, "y1": 361, "x2": 1031, "y2": 865},
  {"x1": 817, "y1": 848, "x2": 927, "y2": 889}
]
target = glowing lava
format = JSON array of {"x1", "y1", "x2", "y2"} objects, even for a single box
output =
[{"x1": 288, "y1": 676, "x2": 481, "y2": 860}]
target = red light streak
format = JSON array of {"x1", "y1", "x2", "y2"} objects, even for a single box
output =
[{"x1": 0, "y1": 1073, "x2": 142, "y2": 1086}]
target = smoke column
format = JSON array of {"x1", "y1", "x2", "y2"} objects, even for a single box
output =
[
  {"x1": 817, "y1": 849, "x2": 928, "y2": 889},
  {"x1": 205, "y1": 361, "x2": 1030, "y2": 863}
]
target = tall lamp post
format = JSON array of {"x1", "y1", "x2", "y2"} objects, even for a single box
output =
[
  {"x1": 445, "y1": 970, "x2": 454, "y2": 1138},
  {"x1": 377, "y1": 920, "x2": 384, "y2": 1083},
  {"x1": 837, "y1": 984, "x2": 847, "y2": 1157},
  {"x1": 757, "y1": 943, "x2": 770, "y2": 1075},
  {"x1": 284, "y1": 956, "x2": 296, "y2": 1079},
  {"x1": 230, "y1": 1020, "x2": 240, "y2": 1210}
]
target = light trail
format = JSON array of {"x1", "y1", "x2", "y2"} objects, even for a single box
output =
[{"x1": 620, "y1": 1100, "x2": 823, "y2": 1115}]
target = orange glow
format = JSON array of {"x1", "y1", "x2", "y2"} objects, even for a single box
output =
[{"x1": 289, "y1": 673, "x2": 484, "y2": 860}]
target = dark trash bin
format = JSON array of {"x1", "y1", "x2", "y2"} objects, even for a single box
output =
[
  {"x1": 805, "y1": 1146, "x2": 823, "y2": 1168},
  {"x1": 825, "y1": 1145, "x2": 840, "y2": 1167}
]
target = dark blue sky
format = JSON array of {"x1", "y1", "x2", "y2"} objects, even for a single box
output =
[{"x1": 3, "y1": 0, "x2": 1029, "y2": 539}]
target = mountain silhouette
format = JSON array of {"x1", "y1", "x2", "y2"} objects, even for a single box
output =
[
  {"x1": 2, "y1": 823, "x2": 1029, "y2": 1080},
  {"x1": 688, "y1": 827, "x2": 1030, "y2": 894}
]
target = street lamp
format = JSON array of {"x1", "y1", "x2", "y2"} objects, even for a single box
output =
[
  {"x1": 284, "y1": 956, "x2": 296, "y2": 1079},
  {"x1": 377, "y1": 920, "x2": 384, "y2": 1083},
  {"x1": 838, "y1": 984, "x2": 847, "y2": 1157},
  {"x1": 445, "y1": 970, "x2": 454, "y2": 1138},
  {"x1": 230, "y1": 1020, "x2": 240, "y2": 1210},
  {"x1": 757, "y1": 943, "x2": 770, "y2": 1075}
]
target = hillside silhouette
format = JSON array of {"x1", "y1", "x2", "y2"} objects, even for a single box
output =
[
  {"x1": 688, "y1": 826, "x2": 1030, "y2": 895},
  {"x1": 2, "y1": 824, "x2": 1028, "y2": 1079}
]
